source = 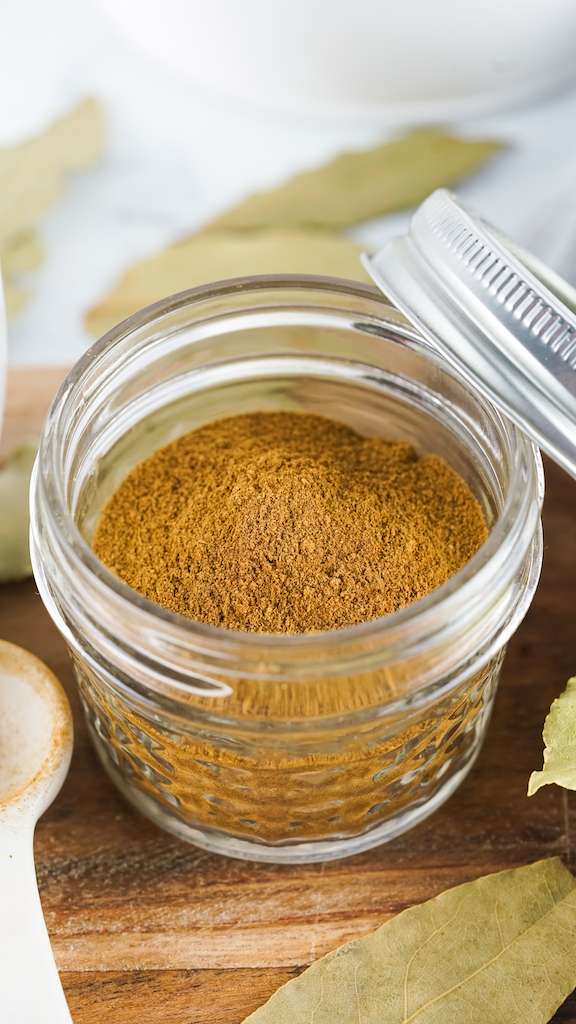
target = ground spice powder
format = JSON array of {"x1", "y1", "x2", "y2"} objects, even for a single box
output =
[
  {"x1": 93, "y1": 411, "x2": 487, "y2": 632},
  {"x1": 86, "y1": 411, "x2": 494, "y2": 847}
]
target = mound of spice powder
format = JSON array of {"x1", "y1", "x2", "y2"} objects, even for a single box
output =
[{"x1": 93, "y1": 412, "x2": 488, "y2": 632}]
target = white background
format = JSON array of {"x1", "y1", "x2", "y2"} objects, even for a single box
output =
[{"x1": 4, "y1": 0, "x2": 576, "y2": 365}]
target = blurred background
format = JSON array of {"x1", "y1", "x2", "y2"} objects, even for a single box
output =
[{"x1": 4, "y1": 0, "x2": 576, "y2": 365}]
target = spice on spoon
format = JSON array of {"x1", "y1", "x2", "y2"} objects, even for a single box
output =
[{"x1": 93, "y1": 411, "x2": 487, "y2": 632}]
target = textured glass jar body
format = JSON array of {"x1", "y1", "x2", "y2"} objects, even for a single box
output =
[
  {"x1": 73, "y1": 651, "x2": 503, "y2": 853},
  {"x1": 31, "y1": 277, "x2": 543, "y2": 862}
]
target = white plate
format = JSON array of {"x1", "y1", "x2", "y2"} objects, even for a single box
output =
[{"x1": 95, "y1": 0, "x2": 576, "y2": 122}]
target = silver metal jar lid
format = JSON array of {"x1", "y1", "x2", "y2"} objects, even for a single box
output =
[{"x1": 363, "y1": 188, "x2": 576, "y2": 480}]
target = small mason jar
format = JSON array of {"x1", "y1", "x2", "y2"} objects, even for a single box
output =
[{"x1": 30, "y1": 275, "x2": 543, "y2": 863}]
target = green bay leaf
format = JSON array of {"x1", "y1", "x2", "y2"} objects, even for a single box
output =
[
  {"x1": 244, "y1": 858, "x2": 576, "y2": 1024},
  {"x1": 206, "y1": 130, "x2": 502, "y2": 233},
  {"x1": 85, "y1": 229, "x2": 370, "y2": 338},
  {"x1": 529, "y1": 677, "x2": 576, "y2": 795},
  {"x1": 0, "y1": 442, "x2": 37, "y2": 582}
]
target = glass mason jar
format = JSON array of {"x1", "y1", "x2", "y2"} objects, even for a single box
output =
[{"x1": 30, "y1": 276, "x2": 544, "y2": 863}]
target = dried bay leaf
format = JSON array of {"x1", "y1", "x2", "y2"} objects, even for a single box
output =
[
  {"x1": 206, "y1": 130, "x2": 502, "y2": 233},
  {"x1": 2, "y1": 231, "x2": 43, "y2": 315},
  {"x1": 86, "y1": 129, "x2": 500, "y2": 338},
  {"x1": 85, "y1": 229, "x2": 371, "y2": 337},
  {"x1": 0, "y1": 442, "x2": 37, "y2": 582},
  {"x1": 0, "y1": 97, "x2": 105, "y2": 246},
  {"x1": 1, "y1": 230, "x2": 43, "y2": 277},
  {"x1": 0, "y1": 98, "x2": 104, "y2": 317},
  {"x1": 529, "y1": 677, "x2": 576, "y2": 795},
  {"x1": 244, "y1": 858, "x2": 576, "y2": 1024},
  {"x1": 4, "y1": 281, "x2": 30, "y2": 317}
]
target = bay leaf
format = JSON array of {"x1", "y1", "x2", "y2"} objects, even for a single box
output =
[
  {"x1": 244, "y1": 858, "x2": 576, "y2": 1024},
  {"x1": 529, "y1": 677, "x2": 576, "y2": 795},
  {"x1": 0, "y1": 442, "x2": 37, "y2": 582},
  {"x1": 4, "y1": 281, "x2": 29, "y2": 317},
  {"x1": 1, "y1": 230, "x2": 43, "y2": 276},
  {"x1": 0, "y1": 97, "x2": 105, "y2": 246},
  {"x1": 2, "y1": 231, "x2": 43, "y2": 316},
  {"x1": 85, "y1": 229, "x2": 371, "y2": 337},
  {"x1": 205, "y1": 130, "x2": 502, "y2": 233}
]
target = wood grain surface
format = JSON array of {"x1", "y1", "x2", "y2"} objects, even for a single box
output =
[{"x1": 1, "y1": 366, "x2": 576, "y2": 1022}]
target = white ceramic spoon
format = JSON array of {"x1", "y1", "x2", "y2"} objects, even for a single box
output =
[{"x1": 0, "y1": 640, "x2": 74, "y2": 1023}]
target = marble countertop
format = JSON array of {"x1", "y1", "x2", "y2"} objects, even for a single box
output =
[{"x1": 5, "y1": 0, "x2": 576, "y2": 366}]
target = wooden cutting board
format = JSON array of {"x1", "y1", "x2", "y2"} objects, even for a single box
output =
[{"x1": 2, "y1": 367, "x2": 576, "y2": 1023}]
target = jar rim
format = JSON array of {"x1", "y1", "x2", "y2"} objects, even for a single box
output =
[{"x1": 33, "y1": 274, "x2": 544, "y2": 679}]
